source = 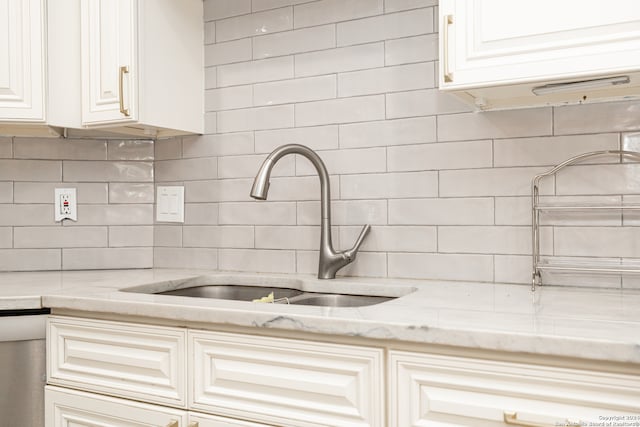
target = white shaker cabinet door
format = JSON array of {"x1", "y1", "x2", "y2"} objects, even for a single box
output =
[
  {"x1": 0, "y1": 0, "x2": 44, "y2": 121},
  {"x1": 390, "y1": 350, "x2": 640, "y2": 426},
  {"x1": 81, "y1": 0, "x2": 137, "y2": 125},
  {"x1": 440, "y1": 0, "x2": 640, "y2": 89},
  {"x1": 45, "y1": 386, "x2": 187, "y2": 427}
]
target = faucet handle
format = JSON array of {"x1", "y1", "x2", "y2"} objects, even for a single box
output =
[{"x1": 344, "y1": 224, "x2": 371, "y2": 261}]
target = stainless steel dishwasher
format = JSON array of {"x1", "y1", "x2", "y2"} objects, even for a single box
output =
[{"x1": 0, "y1": 309, "x2": 48, "y2": 427}]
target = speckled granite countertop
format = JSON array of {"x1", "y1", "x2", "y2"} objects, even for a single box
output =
[{"x1": 1, "y1": 269, "x2": 639, "y2": 364}]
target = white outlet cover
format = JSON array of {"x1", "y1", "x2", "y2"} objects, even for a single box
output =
[
  {"x1": 156, "y1": 186, "x2": 184, "y2": 222},
  {"x1": 54, "y1": 188, "x2": 77, "y2": 222}
]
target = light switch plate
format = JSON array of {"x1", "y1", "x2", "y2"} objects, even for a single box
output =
[
  {"x1": 156, "y1": 186, "x2": 184, "y2": 223},
  {"x1": 54, "y1": 188, "x2": 77, "y2": 222}
]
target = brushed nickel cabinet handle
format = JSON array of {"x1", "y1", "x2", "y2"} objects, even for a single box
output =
[
  {"x1": 119, "y1": 65, "x2": 130, "y2": 116},
  {"x1": 443, "y1": 14, "x2": 454, "y2": 83},
  {"x1": 504, "y1": 412, "x2": 582, "y2": 427}
]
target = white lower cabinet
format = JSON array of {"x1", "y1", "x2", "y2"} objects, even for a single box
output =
[
  {"x1": 390, "y1": 350, "x2": 640, "y2": 426},
  {"x1": 189, "y1": 412, "x2": 272, "y2": 427},
  {"x1": 190, "y1": 330, "x2": 384, "y2": 427},
  {"x1": 45, "y1": 386, "x2": 187, "y2": 427}
]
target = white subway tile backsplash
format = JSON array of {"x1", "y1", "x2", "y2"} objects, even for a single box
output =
[
  {"x1": 154, "y1": 247, "x2": 218, "y2": 269},
  {"x1": 295, "y1": 148, "x2": 386, "y2": 175},
  {"x1": 0, "y1": 182, "x2": 12, "y2": 203},
  {"x1": 185, "y1": 203, "x2": 219, "y2": 224},
  {"x1": 64, "y1": 161, "x2": 153, "y2": 182},
  {"x1": 154, "y1": 225, "x2": 183, "y2": 247},
  {"x1": 337, "y1": 252, "x2": 387, "y2": 277},
  {"x1": 216, "y1": 7, "x2": 292, "y2": 42},
  {"x1": 295, "y1": 95, "x2": 385, "y2": 126},
  {"x1": 14, "y1": 182, "x2": 108, "y2": 204},
  {"x1": 388, "y1": 140, "x2": 492, "y2": 171},
  {"x1": 388, "y1": 252, "x2": 494, "y2": 281},
  {"x1": 294, "y1": 0, "x2": 383, "y2": 28},
  {"x1": 183, "y1": 225, "x2": 254, "y2": 248},
  {"x1": 339, "y1": 117, "x2": 436, "y2": 148},
  {"x1": 67, "y1": 205, "x2": 153, "y2": 226},
  {"x1": 0, "y1": 205, "x2": 53, "y2": 226},
  {"x1": 205, "y1": 38, "x2": 252, "y2": 66},
  {"x1": 297, "y1": 200, "x2": 388, "y2": 225},
  {"x1": 255, "y1": 225, "x2": 319, "y2": 249},
  {"x1": 109, "y1": 226, "x2": 154, "y2": 247},
  {"x1": 267, "y1": 175, "x2": 340, "y2": 201},
  {"x1": 339, "y1": 225, "x2": 436, "y2": 252},
  {"x1": 218, "y1": 153, "x2": 294, "y2": 179},
  {"x1": 255, "y1": 126, "x2": 339, "y2": 153},
  {"x1": 295, "y1": 43, "x2": 384, "y2": 78},
  {"x1": 14, "y1": 226, "x2": 106, "y2": 248},
  {"x1": 0, "y1": 227, "x2": 10, "y2": 248},
  {"x1": 554, "y1": 100, "x2": 640, "y2": 135},
  {"x1": 204, "y1": 0, "x2": 251, "y2": 21},
  {"x1": 204, "y1": 21, "x2": 215, "y2": 44},
  {"x1": 107, "y1": 140, "x2": 154, "y2": 161},
  {"x1": 156, "y1": 158, "x2": 218, "y2": 182},
  {"x1": 154, "y1": 138, "x2": 182, "y2": 161},
  {"x1": 440, "y1": 167, "x2": 555, "y2": 197},
  {"x1": 63, "y1": 247, "x2": 153, "y2": 269},
  {"x1": 217, "y1": 56, "x2": 294, "y2": 87},
  {"x1": 184, "y1": 133, "x2": 254, "y2": 158},
  {"x1": 109, "y1": 183, "x2": 154, "y2": 204},
  {"x1": 556, "y1": 164, "x2": 640, "y2": 195},
  {"x1": 555, "y1": 227, "x2": 640, "y2": 258},
  {"x1": 253, "y1": 25, "x2": 335, "y2": 59},
  {"x1": 205, "y1": 112, "x2": 217, "y2": 133},
  {"x1": 389, "y1": 198, "x2": 494, "y2": 225},
  {"x1": 384, "y1": 0, "x2": 437, "y2": 13},
  {"x1": 340, "y1": 171, "x2": 438, "y2": 199},
  {"x1": 0, "y1": 137, "x2": 12, "y2": 157},
  {"x1": 494, "y1": 255, "x2": 531, "y2": 284},
  {"x1": 219, "y1": 202, "x2": 297, "y2": 225},
  {"x1": 0, "y1": 249, "x2": 61, "y2": 271},
  {"x1": 14, "y1": 138, "x2": 106, "y2": 160},
  {"x1": 0, "y1": 160, "x2": 61, "y2": 181},
  {"x1": 219, "y1": 248, "x2": 296, "y2": 273},
  {"x1": 438, "y1": 108, "x2": 553, "y2": 142},
  {"x1": 254, "y1": 75, "x2": 336, "y2": 106},
  {"x1": 205, "y1": 85, "x2": 253, "y2": 111},
  {"x1": 385, "y1": 34, "x2": 437, "y2": 65},
  {"x1": 217, "y1": 105, "x2": 294, "y2": 133},
  {"x1": 386, "y1": 88, "x2": 473, "y2": 118},
  {"x1": 438, "y1": 226, "x2": 538, "y2": 255},
  {"x1": 337, "y1": 8, "x2": 433, "y2": 46},
  {"x1": 338, "y1": 62, "x2": 434, "y2": 97},
  {"x1": 252, "y1": 0, "x2": 311, "y2": 12},
  {"x1": 494, "y1": 134, "x2": 619, "y2": 167},
  {"x1": 205, "y1": 67, "x2": 217, "y2": 89}
]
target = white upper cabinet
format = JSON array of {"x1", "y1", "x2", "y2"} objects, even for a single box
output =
[
  {"x1": 81, "y1": 0, "x2": 136, "y2": 125},
  {"x1": 49, "y1": 0, "x2": 203, "y2": 137},
  {"x1": 0, "y1": 0, "x2": 45, "y2": 122},
  {"x1": 439, "y1": 0, "x2": 640, "y2": 110}
]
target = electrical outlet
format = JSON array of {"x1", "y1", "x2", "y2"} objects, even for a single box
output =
[{"x1": 54, "y1": 188, "x2": 77, "y2": 222}]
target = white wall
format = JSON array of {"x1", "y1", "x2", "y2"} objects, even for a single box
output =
[{"x1": 154, "y1": 0, "x2": 640, "y2": 287}]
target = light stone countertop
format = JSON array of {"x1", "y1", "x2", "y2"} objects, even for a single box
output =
[{"x1": 1, "y1": 269, "x2": 639, "y2": 365}]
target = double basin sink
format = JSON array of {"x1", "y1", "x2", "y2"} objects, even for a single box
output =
[{"x1": 122, "y1": 276, "x2": 411, "y2": 308}]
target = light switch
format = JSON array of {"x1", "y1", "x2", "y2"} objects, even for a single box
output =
[{"x1": 156, "y1": 186, "x2": 184, "y2": 222}]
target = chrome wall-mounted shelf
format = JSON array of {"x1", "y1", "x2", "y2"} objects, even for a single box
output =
[{"x1": 531, "y1": 150, "x2": 640, "y2": 291}]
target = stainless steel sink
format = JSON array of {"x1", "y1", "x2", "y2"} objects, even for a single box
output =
[
  {"x1": 286, "y1": 293, "x2": 392, "y2": 307},
  {"x1": 159, "y1": 285, "x2": 303, "y2": 301}
]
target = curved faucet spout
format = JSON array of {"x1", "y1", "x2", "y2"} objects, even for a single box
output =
[{"x1": 250, "y1": 144, "x2": 370, "y2": 279}]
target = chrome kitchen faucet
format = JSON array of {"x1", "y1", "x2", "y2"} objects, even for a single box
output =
[{"x1": 250, "y1": 144, "x2": 371, "y2": 279}]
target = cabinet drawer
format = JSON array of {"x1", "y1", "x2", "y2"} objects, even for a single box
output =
[
  {"x1": 47, "y1": 316, "x2": 186, "y2": 407},
  {"x1": 190, "y1": 331, "x2": 384, "y2": 427},
  {"x1": 190, "y1": 412, "x2": 272, "y2": 427},
  {"x1": 45, "y1": 385, "x2": 187, "y2": 427},
  {"x1": 390, "y1": 350, "x2": 640, "y2": 426}
]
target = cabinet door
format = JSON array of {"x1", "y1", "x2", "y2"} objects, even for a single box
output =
[
  {"x1": 390, "y1": 350, "x2": 640, "y2": 426},
  {"x1": 81, "y1": 0, "x2": 137, "y2": 125},
  {"x1": 45, "y1": 386, "x2": 187, "y2": 427},
  {"x1": 0, "y1": 0, "x2": 44, "y2": 121},
  {"x1": 440, "y1": 0, "x2": 640, "y2": 89},
  {"x1": 189, "y1": 412, "x2": 272, "y2": 427},
  {"x1": 190, "y1": 330, "x2": 384, "y2": 427}
]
